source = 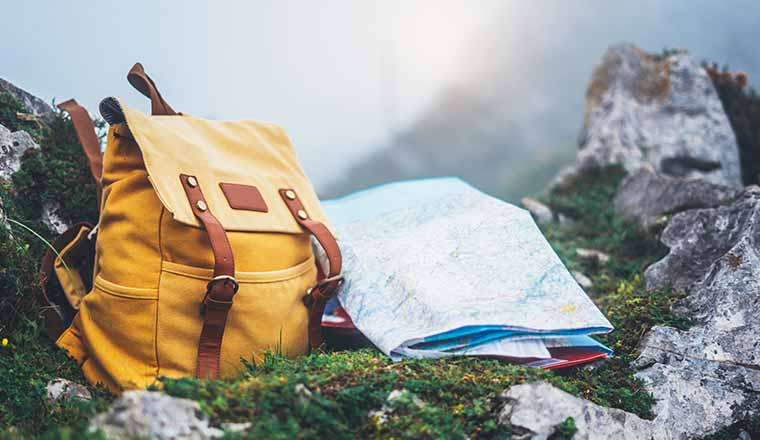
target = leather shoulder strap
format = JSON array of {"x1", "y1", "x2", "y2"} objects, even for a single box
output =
[
  {"x1": 57, "y1": 99, "x2": 103, "y2": 182},
  {"x1": 127, "y1": 63, "x2": 177, "y2": 116},
  {"x1": 40, "y1": 222, "x2": 96, "y2": 341}
]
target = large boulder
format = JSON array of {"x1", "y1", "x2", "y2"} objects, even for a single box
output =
[
  {"x1": 0, "y1": 77, "x2": 55, "y2": 123},
  {"x1": 0, "y1": 122, "x2": 39, "y2": 180},
  {"x1": 565, "y1": 43, "x2": 742, "y2": 189},
  {"x1": 635, "y1": 186, "x2": 760, "y2": 437},
  {"x1": 614, "y1": 165, "x2": 739, "y2": 229}
]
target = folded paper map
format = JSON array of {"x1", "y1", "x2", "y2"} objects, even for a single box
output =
[{"x1": 321, "y1": 178, "x2": 613, "y2": 365}]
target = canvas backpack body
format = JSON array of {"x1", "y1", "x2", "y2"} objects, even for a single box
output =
[{"x1": 40, "y1": 64, "x2": 342, "y2": 393}]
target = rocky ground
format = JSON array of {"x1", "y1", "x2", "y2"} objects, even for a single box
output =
[{"x1": 1, "y1": 44, "x2": 759, "y2": 439}]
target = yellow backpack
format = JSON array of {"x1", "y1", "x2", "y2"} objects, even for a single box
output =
[{"x1": 39, "y1": 63, "x2": 342, "y2": 393}]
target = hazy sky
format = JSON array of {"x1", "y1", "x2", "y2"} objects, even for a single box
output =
[
  {"x1": 3, "y1": 1, "x2": 760, "y2": 190},
  {"x1": 1, "y1": 1, "x2": 499, "y2": 187}
]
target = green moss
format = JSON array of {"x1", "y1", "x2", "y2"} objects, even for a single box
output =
[
  {"x1": 549, "y1": 417, "x2": 577, "y2": 440},
  {"x1": 159, "y1": 349, "x2": 568, "y2": 439},
  {"x1": 0, "y1": 318, "x2": 112, "y2": 436}
]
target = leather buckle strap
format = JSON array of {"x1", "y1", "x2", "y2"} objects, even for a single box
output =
[
  {"x1": 203, "y1": 297, "x2": 233, "y2": 312},
  {"x1": 316, "y1": 273, "x2": 344, "y2": 287},
  {"x1": 279, "y1": 189, "x2": 343, "y2": 349},
  {"x1": 180, "y1": 174, "x2": 236, "y2": 379},
  {"x1": 304, "y1": 274, "x2": 344, "y2": 305}
]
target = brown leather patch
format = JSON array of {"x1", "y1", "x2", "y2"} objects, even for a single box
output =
[{"x1": 220, "y1": 183, "x2": 268, "y2": 212}]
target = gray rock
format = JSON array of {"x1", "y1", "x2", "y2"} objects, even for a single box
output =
[
  {"x1": 634, "y1": 186, "x2": 760, "y2": 437},
  {"x1": 572, "y1": 271, "x2": 593, "y2": 289},
  {"x1": 521, "y1": 197, "x2": 553, "y2": 224},
  {"x1": 0, "y1": 77, "x2": 55, "y2": 124},
  {"x1": 549, "y1": 165, "x2": 580, "y2": 192},
  {"x1": 645, "y1": 186, "x2": 760, "y2": 293},
  {"x1": 221, "y1": 422, "x2": 252, "y2": 434},
  {"x1": 557, "y1": 214, "x2": 575, "y2": 227},
  {"x1": 497, "y1": 381, "x2": 661, "y2": 439},
  {"x1": 385, "y1": 389, "x2": 425, "y2": 408},
  {"x1": 295, "y1": 383, "x2": 315, "y2": 406},
  {"x1": 368, "y1": 389, "x2": 426, "y2": 425},
  {"x1": 41, "y1": 201, "x2": 69, "y2": 235},
  {"x1": 614, "y1": 165, "x2": 739, "y2": 229},
  {"x1": 634, "y1": 327, "x2": 760, "y2": 438},
  {"x1": 45, "y1": 378, "x2": 92, "y2": 403},
  {"x1": 0, "y1": 123, "x2": 39, "y2": 180},
  {"x1": 89, "y1": 391, "x2": 223, "y2": 440},
  {"x1": 575, "y1": 248, "x2": 610, "y2": 265},
  {"x1": 571, "y1": 43, "x2": 742, "y2": 188},
  {"x1": 738, "y1": 431, "x2": 752, "y2": 440}
]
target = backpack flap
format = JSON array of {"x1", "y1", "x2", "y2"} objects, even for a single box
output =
[{"x1": 108, "y1": 98, "x2": 333, "y2": 235}]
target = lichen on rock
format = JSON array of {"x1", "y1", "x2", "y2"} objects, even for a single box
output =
[{"x1": 562, "y1": 43, "x2": 743, "y2": 189}]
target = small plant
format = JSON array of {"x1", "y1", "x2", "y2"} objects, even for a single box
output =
[
  {"x1": 549, "y1": 417, "x2": 577, "y2": 440},
  {"x1": 0, "y1": 92, "x2": 44, "y2": 138},
  {"x1": 704, "y1": 62, "x2": 760, "y2": 186},
  {"x1": 6, "y1": 218, "x2": 74, "y2": 279}
]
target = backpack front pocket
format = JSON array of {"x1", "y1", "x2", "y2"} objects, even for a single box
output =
[
  {"x1": 156, "y1": 257, "x2": 316, "y2": 378},
  {"x1": 60, "y1": 275, "x2": 158, "y2": 392}
]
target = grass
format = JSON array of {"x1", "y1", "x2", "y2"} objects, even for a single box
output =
[{"x1": 0, "y1": 91, "x2": 735, "y2": 438}]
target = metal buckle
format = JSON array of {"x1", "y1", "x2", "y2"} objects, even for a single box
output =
[
  {"x1": 305, "y1": 273, "x2": 344, "y2": 300},
  {"x1": 206, "y1": 275, "x2": 240, "y2": 294},
  {"x1": 201, "y1": 275, "x2": 239, "y2": 314},
  {"x1": 87, "y1": 224, "x2": 99, "y2": 240},
  {"x1": 317, "y1": 273, "x2": 344, "y2": 289}
]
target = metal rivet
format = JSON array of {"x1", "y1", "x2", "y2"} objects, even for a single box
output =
[
  {"x1": 187, "y1": 176, "x2": 198, "y2": 187},
  {"x1": 197, "y1": 200, "x2": 207, "y2": 211},
  {"x1": 285, "y1": 190, "x2": 296, "y2": 200},
  {"x1": 297, "y1": 209, "x2": 308, "y2": 220}
]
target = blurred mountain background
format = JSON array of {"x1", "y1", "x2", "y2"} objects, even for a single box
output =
[{"x1": 323, "y1": 1, "x2": 760, "y2": 200}]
